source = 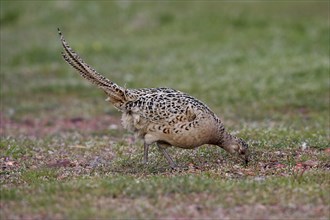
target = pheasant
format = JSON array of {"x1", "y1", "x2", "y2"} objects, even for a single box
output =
[{"x1": 58, "y1": 29, "x2": 249, "y2": 168}]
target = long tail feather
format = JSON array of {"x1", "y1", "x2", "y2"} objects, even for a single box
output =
[{"x1": 58, "y1": 28, "x2": 126, "y2": 103}]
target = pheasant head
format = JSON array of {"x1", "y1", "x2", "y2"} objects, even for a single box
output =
[{"x1": 218, "y1": 132, "x2": 249, "y2": 165}]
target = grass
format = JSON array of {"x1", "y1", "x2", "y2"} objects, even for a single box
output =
[{"x1": 1, "y1": 1, "x2": 329, "y2": 219}]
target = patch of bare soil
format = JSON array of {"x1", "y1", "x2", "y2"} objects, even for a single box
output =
[
  {"x1": 0, "y1": 113, "x2": 122, "y2": 137},
  {"x1": 211, "y1": 204, "x2": 328, "y2": 219}
]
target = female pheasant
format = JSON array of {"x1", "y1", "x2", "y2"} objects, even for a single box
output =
[{"x1": 58, "y1": 29, "x2": 249, "y2": 168}]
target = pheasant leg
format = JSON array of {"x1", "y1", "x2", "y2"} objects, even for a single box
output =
[
  {"x1": 143, "y1": 142, "x2": 149, "y2": 164},
  {"x1": 157, "y1": 143, "x2": 177, "y2": 168}
]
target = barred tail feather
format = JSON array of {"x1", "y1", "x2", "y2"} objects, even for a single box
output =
[{"x1": 58, "y1": 28, "x2": 126, "y2": 104}]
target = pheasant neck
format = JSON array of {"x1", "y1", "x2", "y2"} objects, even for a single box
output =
[{"x1": 215, "y1": 129, "x2": 238, "y2": 154}]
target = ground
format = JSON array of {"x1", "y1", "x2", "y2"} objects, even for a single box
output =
[{"x1": 1, "y1": 1, "x2": 329, "y2": 219}]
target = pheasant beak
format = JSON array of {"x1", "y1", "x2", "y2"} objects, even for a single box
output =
[
  {"x1": 238, "y1": 148, "x2": 249, "y2": 166},
  {"x1": 244, "y1": 155, "x2": 249, "y2": 165}
]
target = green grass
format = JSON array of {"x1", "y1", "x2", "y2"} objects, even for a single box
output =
[{"x1": 1, "y1": 1, "x2": 329, "y2": 219}]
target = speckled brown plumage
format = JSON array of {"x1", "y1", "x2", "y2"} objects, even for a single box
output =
[{"x1": 58, "y1": 29, "x2": 249, "y2": 168}]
